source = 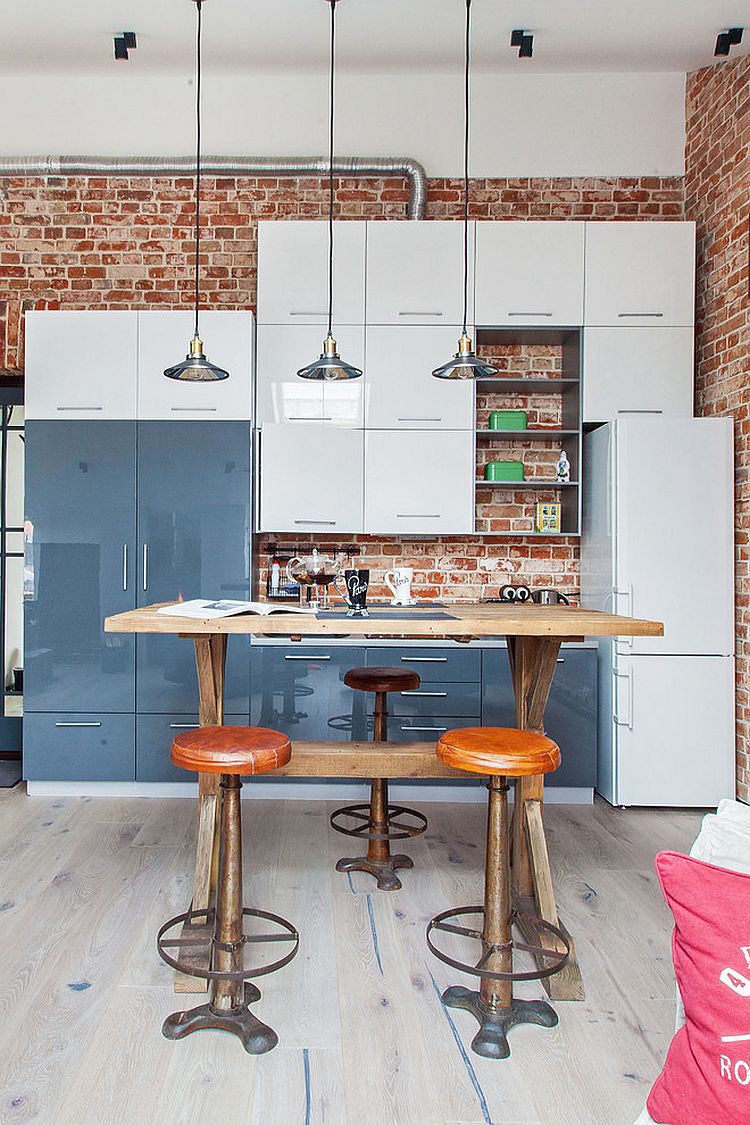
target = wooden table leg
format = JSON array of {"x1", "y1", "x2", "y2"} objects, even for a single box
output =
[
  {"x1": 174, "y1": 633, "x2": 227, "y2": 994},
  {"x1": 506, "y1": 635, "x2": 585, "y2": 1002}
]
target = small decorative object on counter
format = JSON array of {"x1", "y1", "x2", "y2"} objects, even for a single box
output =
[
  {"x1": 531, "y1": 588, "x2": 570, "y2": 605},
  {"x1": 286, "y1": 548, "x2": 343, "y2": 610},
  {"x1": 488, "y1": 410, "x2": 527, "y2": 431},
  {"x1": 338, "y1": 568, "x2": 370, "y2": 618},
  {"x1": 555, "y1": 450, "x2": 571, "y2": 483},
  {"x1": 535, "y1": 502, "x2": 562, "y2": 533},
  {"x1": 269, "y1": 562, "x2": 281, "y2": 595},
  {"x1": 385, "y1": 566, "x2": 415, "y2": 606},
  {"x1": 499, "y1": 584, "x2": 531, "y2": 603},
  {"x1": 485, "y1": 460, "x2": 525, "y2": 482}
]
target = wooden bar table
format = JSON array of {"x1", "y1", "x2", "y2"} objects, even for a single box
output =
[{"x1": 105, "y1": 602, "x2": 662, "y2": 1000}]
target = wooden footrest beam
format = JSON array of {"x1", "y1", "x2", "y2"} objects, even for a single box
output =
[{"x1": 276, "y1": 740, "x2": 469, "y2": 779}]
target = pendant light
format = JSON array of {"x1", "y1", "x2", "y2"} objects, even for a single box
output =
[
  {"x1": 164, "y1": 0, "x2": 229, "y2": 382},
  {"x1": 432, "y1": 0, "x2": 497, "y2": 381},
  {"x1": 297, "y1": 0, "x2": 362, "y2": 381}
]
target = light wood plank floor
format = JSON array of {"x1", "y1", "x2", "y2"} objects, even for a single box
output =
[{"x1": 0, "y1": 785, "x2": 701, "y2": 1125}]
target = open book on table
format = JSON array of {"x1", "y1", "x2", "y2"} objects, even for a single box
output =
[{"x1": 156, "y1": 599, "x2": 315, "y2": 619}]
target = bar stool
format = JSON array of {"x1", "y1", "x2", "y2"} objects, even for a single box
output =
[
  {"x1": 426, "y1": 727, "x2": 569, "y2": 1060},
  {"x1": 330, "y1": 667, "x2": 428, "y2": 890},
  {"x1": 157, "y1": 726, "x2": 299, "y2": 1054}
]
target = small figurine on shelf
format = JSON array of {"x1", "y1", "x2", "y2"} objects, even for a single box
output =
[{"x1": 556, "y1": 450, "x2": 571, "y2": 483}]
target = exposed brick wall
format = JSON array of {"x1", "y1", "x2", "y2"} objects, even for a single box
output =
[
  {"x1": 685, "y1": 55, "x2": 750, "y2": 801},
  {"x1": 0, "y1": 172, "x2": 684, "y2": 602}
]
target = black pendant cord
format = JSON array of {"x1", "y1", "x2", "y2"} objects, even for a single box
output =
[
  {"x1": 194, "y1": 0, "x2": 203, "y2": 340},
  {"x1": 462, "y1": 0, "x2": 471, "y2": 337},
  {"x1": 327, "y1": 0, "x2": 337, "y2": 341}
]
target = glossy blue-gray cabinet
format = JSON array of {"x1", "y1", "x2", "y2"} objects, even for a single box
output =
[
  {"x1": 250, "y1": 646, "x2": 368, "y2": 742},
  {"x1": 136, "y1": 714, "x2": 249, "y2": 782},
  {"x1": 24, "y1": 422, "x2": 137, "y2": 713},
  {"x1": 136, "y1": 423, "x2": 252, "y2": 714},
  {"x1": 481, "y1": 647, "x2": 598, "y2": 787},
  {"x1": 24, "y1": 713, "x2": 135, "y2": 781}
]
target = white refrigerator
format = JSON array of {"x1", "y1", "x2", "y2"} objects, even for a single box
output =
[{"x1": 581, "y1": 416, "x2": 735, "y2": 807}]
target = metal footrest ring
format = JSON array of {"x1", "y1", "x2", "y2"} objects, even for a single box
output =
[
  {"x1": 426, "y1": 905, "x2": 570, "y2": 983},
  {"x1": 157, "y1": 907, "x2": 299, "y2": 982},
  {"x1": 330, "y1": 802, "x2": 427, "y2": 841}
]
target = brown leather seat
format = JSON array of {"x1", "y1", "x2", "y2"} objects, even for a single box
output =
[
  {"x1": 171, "y1": 726, "x2": 291, "y2": 775},
  {"x1": 344, "y1": 666, "x2": 420, "y2": 694},
  {"x1": 437, "y1": 727, "x2": 560, "y2": 778}
]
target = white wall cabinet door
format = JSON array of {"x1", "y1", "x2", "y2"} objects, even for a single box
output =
[
  {"x1": 365, "y1": 430, "x2": 474, "y2": 534},
  {"x1": 366, "y1": 221, "x2": 472, "y2": 325},
  {"x1": 365, "y1": 326, "x2": 474, "y2": 430},
  {"x1": 584, "y1": 221, "x2": 695, "y2": 327},
  {"x1": 259, "y1": 424, "x2": 364, "y2": 532},
  {"x1": 475, "y1": 221, "x2": 585, "y2": 326},
  {"x1": 257, "y1": 221, "x2": 366, "y2": 325},
  {"x1": 256, "y1": 324, "x2": 365, "y2": 426},
  {"x1": 583, "y1": 327, "x2": 694, "y2": 423},
  {"x1": 25, "y1": 311, "x2": 137, "y2": 420},
  {"x1": 137, "y1": 311, "x2": 254, "y2": 420}
]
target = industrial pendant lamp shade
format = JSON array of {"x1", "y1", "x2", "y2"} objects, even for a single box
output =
[
  {"x1": 298, "y1": 0, "x2": 361, "y2": 382},
  {"x1": 432, "y1": 0, "x2": 496, "y2": 382},
  {"x1": 164, "y1": 0, "x2": 229, "y2": 383}
]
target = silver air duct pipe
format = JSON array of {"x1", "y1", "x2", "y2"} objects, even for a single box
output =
[{"x1": 0, "y1": 155, "x2": 428, "y2": 220}]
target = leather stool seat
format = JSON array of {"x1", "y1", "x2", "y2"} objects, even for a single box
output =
[
  {"x1": 344, "y1": 666, "x2": 420, "y2": 694},
  {"x1": 436, "y1": 727, "x2": 560, "y2": 777},
  {"x1": 170, "y1": 725, "x2": 291, "y2": 775}
]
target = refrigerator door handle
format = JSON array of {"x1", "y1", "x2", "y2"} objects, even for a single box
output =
[
  {"x1": 613, "y1": 668, "x2": 634, "y2": 731},
  {"x1": 613, "y1": 585, "x2": 634, "y2": 648}
]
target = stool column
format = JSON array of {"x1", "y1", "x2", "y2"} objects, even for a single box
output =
[
  {"x1": 211, "y1": 774, "x2": 244, "y2": 1013},
  {"x1": 479, "y1": 776, "x2": 512, "y2": 1013},
  {"x1": 368, "y1": 692, "x2": 390, "y2": 867}
]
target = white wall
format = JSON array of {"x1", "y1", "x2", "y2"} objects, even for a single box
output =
[{"x1": 0, "y1": 71, "x2": 685, "y2": 177}]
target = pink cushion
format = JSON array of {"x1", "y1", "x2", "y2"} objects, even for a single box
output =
[{"x1": 647, "y1": 851, "x2": 750, "y2": 1125}]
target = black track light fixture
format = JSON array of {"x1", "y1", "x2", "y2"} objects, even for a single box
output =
[
  {"x1": 511, "y1": 29, "x2": 534, "y2": 59},
  {"x1": 715, "y1": 27, "x2": 744, "y2": 57},
  {"x1": 113, "y1": 32, "x2": 137, "y2": 61}
]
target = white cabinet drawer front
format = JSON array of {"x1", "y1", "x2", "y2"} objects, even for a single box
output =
[
  {"x1": 259, "y1": 424, "x2": 364, "y2": 532},
  {"x1": 365, "y1": 326, "x2": 474, "y2": 429},
  {"x1": 25, "y1": 310, "x2": 138, "y2": 420},
  {"x1": 366, "y1": 221, "x2": 472, "y2": 325},
  {"x1": 257, "y1": 221, "x2": 366, "y2": 324},
  {"x1": 365, "y1": 430, "x2": 474, "y2": 534},
  {"x1": 475, "y1": 221, "x2": 585, "y2": 326},
  {"x1": 256, "y1": 324, "x2": 364, "y2": 426},
  {"x1": 583, "y1": 327, "x2": 694, "y2": 423},
  {"x1": 137, "y1": 311, "x2": 254, "y2": 420},
  {"x1": 584, "y1": 221, "x2": 695, "y2": 327}
]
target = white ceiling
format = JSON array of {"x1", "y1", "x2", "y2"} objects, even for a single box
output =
[{"x1": 2, "y1": 0, "x2": 748, "y2": 76}]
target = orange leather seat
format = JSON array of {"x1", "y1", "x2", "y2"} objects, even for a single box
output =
[
  {"x1": 170, "y1": 726, "x2": 291, "y2": 776},
  {"x1": 437, "y1": 727, "x2": 560, "y2": 778}
]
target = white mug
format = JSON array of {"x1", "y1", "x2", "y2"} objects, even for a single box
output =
[{"x1": 385, "y1": 567, "x2": 415, "y2": 606}]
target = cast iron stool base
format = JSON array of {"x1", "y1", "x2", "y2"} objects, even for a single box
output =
[
  {"x1": 441, "y1": 986, "x2": 558, "y2": 1060},
  {"x1": 162, "y1": 982, "x2": 277, "y2": 1055},
  {"x1": 334, "y1": 852, "x2": 414, "y2": 891}
]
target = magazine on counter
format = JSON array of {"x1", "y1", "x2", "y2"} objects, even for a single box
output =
[{"x1": 157, "y1": 599, "x2": 315, "y2": 619}]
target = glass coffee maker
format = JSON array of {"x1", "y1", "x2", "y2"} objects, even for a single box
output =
[{"x1": 285, "y1": 548, "x2": 343, "y2": 610}]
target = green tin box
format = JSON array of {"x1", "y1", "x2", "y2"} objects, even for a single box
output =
[
  {"x1": 485, "y1": 460, "x2": 525, "y2": 482},
  {"x1": 488, "y1": 410, "x2": 528, "y2": 430}
]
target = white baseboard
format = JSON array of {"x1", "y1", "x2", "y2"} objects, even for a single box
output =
[{"x1": 26, "y1": 780, "x2": 594, "y2": 804}]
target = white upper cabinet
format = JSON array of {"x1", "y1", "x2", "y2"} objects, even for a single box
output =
[
  {"x1": 366, "y1": 221, "x2": 472, "y2": 325},
  {"x1": 25, "y1": 310, "x2": 138, "y2": 420},
  {"x1": 365, "y1": 326, "x2": 474, "y2": 430},
  {"x1": 137, "y1": 311, "x2": 254, "y2": 420},
  {"x1": 583, "y1": 327, "x2": 694, "y2": 424},
  {"x1": 256, "y1": 324, "x2": 365, "y2": 427},
  {"x1": 364, "y1": 430, "x2": 474, "y2": 535},
  {"x1": 584, "y1": 221, "x2": 695, "y2": 327},
  {"x1": 257, "y1": 221, "x2": 366, "y2": 325},
  {"x1": 259, "y1": 424, "x2": 364, "y2": 532},
  {"x1": 475, "y1": 221, "x2": 585, "y2": 327}
]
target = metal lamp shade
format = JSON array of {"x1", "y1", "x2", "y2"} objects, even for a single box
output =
[
  {"x1": 297, "y1": 335, "x2": 362, "y2": 381},
  {"x1": 164, "y1": 335, "x2": 229, "y2": 382},
  {"x1": 431, "y1": 334, "x2": 497, "y2": 380}
]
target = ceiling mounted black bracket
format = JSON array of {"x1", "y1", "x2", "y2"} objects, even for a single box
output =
[
  {"x1": 714, "y1": 27, "x2": 743, "y2": 57},
  {"x1": 510, "y1": 29, "x2": 534, "y2": 58},
  {"x1": 114, "y1": 32, "x2": 137, "y2": 61}
]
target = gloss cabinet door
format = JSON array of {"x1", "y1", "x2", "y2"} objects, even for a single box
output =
[
  {"x1": 257, "y1": 221, "x2": 366, "y2": 325},
  {"x1": 136, "y1": 422, "x2": 252, "y2": 712},
  {"x1": 250, "y1": 646, "x2": 367, "y2": 742},
  {"x1": 24, "y1": 421, "x2": 136, "y2": 713}
]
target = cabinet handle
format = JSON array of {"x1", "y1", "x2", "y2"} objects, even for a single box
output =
[
  {"x1": 398, "y1": 311, "x2": 443, "y2": 317},
  {"x1": 55, "y1": 721, "x2": 102, "y2": 728},
  {"x1": 617, "y1": 312, "x2": 664, "y2": 318},
  {"x1": 293, "y1": 519, "x2": 336, "y2": 526},
  {"x1": 169, "y1": 723, "x2": 200, "y2": 729},
  {"x1": 170, "y1": 407, "x2": 218, "y2": 412},
  {"x1": 401, "y1": 656, "x2": 448, "y2": 663},
  {"x1": 288, "y1": 417, "x2": 333, "y2": 422},
  {"x1": 122, "y1": 544, "x2": 128, "y2": 592},
  {"x1": 56, "y1": 406, "x2": 103, "y2": 411},
  {"x1": 396, "y1": 514, "x2": 440, "y2": 519},
  {"x1": 290, "y1": 311, "x2": 327, "y2": 316},
  {"x1": 397, "y1": 417, "x2": 442, "y2": 423},
  {"x1": 508, "y1": 312, "x2": 552, "y2": 317},
  {"x1": 142, "y1": 544, "x2": 148, "y2": 591},
  {"x1": 284, "y1": 654, "x2": 332, "y2": 661},
  {"x1": 400, "y1": 725, "x2": 448, "y2": 732},
  {"x1": 556, "y1": 657, "x2": 565, "y2": 663},
  {"x1": 400, "y1": 690, "x2": 448, "y2": 697}
]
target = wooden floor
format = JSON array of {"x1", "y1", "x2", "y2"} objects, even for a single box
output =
[{"x1": 0, "y1": 784, "x2": 701, "y2": 1125}]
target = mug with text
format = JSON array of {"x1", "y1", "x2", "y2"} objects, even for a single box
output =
[
  {"x1": 338, "y1": 568, "x2": 370, "y2": 617},
  {"x1": 385, "y1": 566, "x2": 415, "y2": 606}
]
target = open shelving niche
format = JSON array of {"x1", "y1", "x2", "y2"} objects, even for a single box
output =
[{"x1": 473, "y1": 327, "x2": 582, "y2": 538}]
